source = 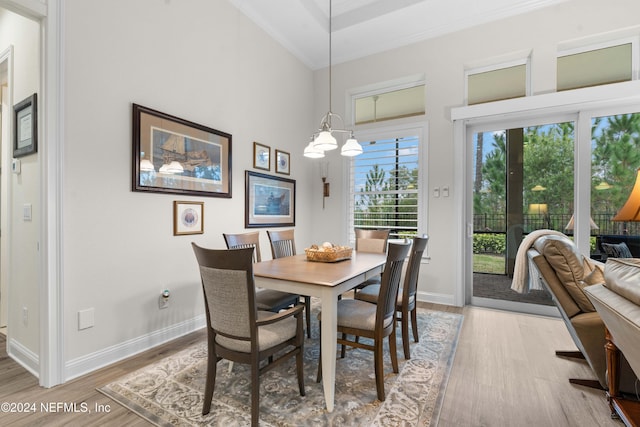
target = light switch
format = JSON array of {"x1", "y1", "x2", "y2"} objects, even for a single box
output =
[
  {"x1": 433, "y1": 187, "x2": 440, "y2": 198},
  {"x1": 442, "y1": 186, "x2": 450, "y2": 197},
  {"x1": 23, "y1": 204, "x2": 32, "y2": 221}
]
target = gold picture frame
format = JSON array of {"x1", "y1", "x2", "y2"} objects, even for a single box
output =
[
  {"x1": 275, "y1": 149, "x2": 290, "y2": 175},
  {"x1": 173, "y1": 201, "x2": 204, "y2": 235},
  {"x1": 253, "y1": 142, "x2": 270, "y2": 171}
]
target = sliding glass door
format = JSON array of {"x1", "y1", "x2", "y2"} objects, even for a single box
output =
[{"x1": 471, "y1": 121, "x2": 575, "y2": 313}]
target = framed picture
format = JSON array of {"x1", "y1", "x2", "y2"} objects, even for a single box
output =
[
  {"x1": 13, "y1": 93, "x2": 37, "y2": 158},
  {"x1": 253, "y1": 142, "x2": 270, "y2": 171},
  {"x1": 132, "y1": 104, "x2": 232, "y2": 198},
  {"x1": 245, "y1": 171, "x2": 295, "y2": 228},
  {"x1": 173, "y1": 201, "x2": 204, "y2": 235},
  {"x1": 275, "y1": 149, "x2": 290, "y2": 175}
]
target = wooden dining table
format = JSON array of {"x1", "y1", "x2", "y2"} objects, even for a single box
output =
[{"x1": 252, "y1": 251, "x2": 387, "y2": 412}]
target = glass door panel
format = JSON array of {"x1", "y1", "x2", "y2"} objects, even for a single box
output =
[
  {"x1": 472, "y1": 122, "x2": 575, "y2": 310},
  {"x1": 591, "y1": 113, "x2": 640, "y2": 259}
]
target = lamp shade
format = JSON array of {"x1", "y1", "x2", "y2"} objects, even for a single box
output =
[
  {"x1": 167, "y1": 161, "x2": 184, "y2": 174},
  {"x1": 613, "y1": 168, "x2": 640, "y2": 221},
  {"x1": 140, "y1": 159, "x2": 155, "y2": 172},
  {"x1": 564, "y1": 214, "x2": 599, "y2": 230},
  {"x1": 314, "y1": 131, "x2": 338, "y2": 151},
  {"x1": 528, "y1": 203, "x2": 548, "y2": 215},
  {"x1": 341, "y1": 137, "x2": 363, "y2": 156},
  {"x1": 304, "y1": 141, "x2": 325, "y2": 158}
]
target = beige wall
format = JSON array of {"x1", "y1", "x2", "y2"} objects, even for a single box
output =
[{"x1": 61, "y1": 0, "x2": 314, "y2": 374}]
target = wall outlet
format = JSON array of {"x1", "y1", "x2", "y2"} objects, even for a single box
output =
[
  {"x1": 78, "y1": 308, "x2": 95, "y2": 330},
  {"x1": 158, "y1": 291, "x2": 170, "y2": 309}
]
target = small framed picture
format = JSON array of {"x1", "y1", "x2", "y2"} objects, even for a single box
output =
[
  {"x1": 173, "y1": 201, "x2": 204, "y2": 235},
  {"x1": 253, "y1": 142, "x2": 270, "y2": 171},
  {"x1": 275, "y1": 149, "x2": 290, "y2": 175},
  {"x1": 13, "y1": 93, "x2": 37, "y2": 158}
]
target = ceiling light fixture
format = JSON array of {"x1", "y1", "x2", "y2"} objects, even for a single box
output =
[{"x1": 305, "y1": 0, "x2": 362, "y2": 158}]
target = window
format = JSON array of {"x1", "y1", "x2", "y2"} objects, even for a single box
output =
[
  {"x1": 557, "y1": 42, "x2": 634, "y2": 91},
  {"x1": 354, "y1": 84, "x2": 425, "y2": 125},
  {"x1": 467, "y1": 64, "x2": 528, "y2": 105},
  {"x1": 348, "y1": 131, "x2": 421, "y2": 241}
]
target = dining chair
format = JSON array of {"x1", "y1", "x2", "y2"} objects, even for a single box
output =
[
  {"x1": 223, "y1": 231, "x2": 300, "y2": 312},
  {"x1": 267, "y1": 229, "x2": 312, "y2": 338},
  {"x1": 354, "y1": 235, "x2": 429, "y2": 359},
  {"x1": 352, "y1": 228, "x2": 390, "y2": 296},
  {"x1": 316, "y1": 241, "x2": 411, "y2": 401},
  {"x1": 192, "y1": 243, "x2": 305, "y2": 426}
]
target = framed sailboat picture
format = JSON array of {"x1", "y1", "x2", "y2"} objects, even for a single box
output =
[{"x1": 132, "y1": 104, "x2": 232, "y2": 198}]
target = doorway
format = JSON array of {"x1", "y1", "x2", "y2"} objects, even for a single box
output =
[
  {"x1": 469, "y1": 118, "x2": 576, "y2": 315},
  {"x1": 0, "y1": 53, "x2": 8, "y2": 336}
]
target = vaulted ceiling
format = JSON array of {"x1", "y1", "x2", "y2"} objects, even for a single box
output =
[{"x1": 227, "y1": 0, "x2": 568, "y2": 70}]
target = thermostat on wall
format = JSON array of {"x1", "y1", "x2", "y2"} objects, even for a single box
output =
[{"x1": 12, "y1": 158, "x2": 21, "y2": 174}]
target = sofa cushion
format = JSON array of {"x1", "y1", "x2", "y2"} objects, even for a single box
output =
[
  {"x1": 604, "y1": 258, "x2": 640, "y2": 305},
  {"x1": 533, "y1": 234, "x2": 595, "y2": 312},
  {"x1": 602, "y1": 242, "x2": 633, "y2": 259}
]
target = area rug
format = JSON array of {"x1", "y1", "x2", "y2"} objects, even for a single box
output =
[{"x1": 99, "y1": 306, "x2": 463, "y2": 426}]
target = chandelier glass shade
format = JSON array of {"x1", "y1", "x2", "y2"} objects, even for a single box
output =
[{"x1": 304, "y1": 0, "x2": 362, "y2": 159}]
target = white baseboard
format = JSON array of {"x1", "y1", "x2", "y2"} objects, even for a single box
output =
[
  {"x1": 417, "y1": 291, "x2": 456, "y2": 307},
  {"x1": 64, "y1": 315, "x2": 206, "y2": 382},
  {"x1": 8, "y1": 338, "x2": 39, "y2": 378}
]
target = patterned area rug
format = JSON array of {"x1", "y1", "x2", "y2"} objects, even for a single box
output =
[{"x1": 99, "y1": 307, "x2": 463, "y2": 426}]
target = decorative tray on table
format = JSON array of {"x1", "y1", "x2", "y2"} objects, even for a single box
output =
[{"x1": 305, "y1": 243, "x2": 353, "y2": 262}]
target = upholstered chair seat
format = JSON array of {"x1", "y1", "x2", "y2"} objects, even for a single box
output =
[
  {"x1": 319, "y1": 299, "x2": 394, "y2": 330},
  {"x1": 216, "y1": 310, "x2": 298, "y2": 353}
]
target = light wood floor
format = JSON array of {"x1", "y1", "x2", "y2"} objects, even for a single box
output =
[{"x1": 0, "y1": 303, "x2": 622, "y2": 426}]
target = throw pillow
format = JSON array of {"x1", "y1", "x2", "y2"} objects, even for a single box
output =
[{"x1": 601, "y1": 242, "x2": 633, "y2": 258}]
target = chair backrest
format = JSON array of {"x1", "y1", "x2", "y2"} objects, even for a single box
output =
[
  {"x1": 403, "y1": 235, "x2": 429, "y2": 303},
  {"x1": 192, "y1": 244, "x2": 257, "y2": 343},
  {"x1": 355, "y1": 228, "x2": 390, "y2": 253},
  {"x1": 376, "y1": 241, "x2": 411, "y2": 331},
  {"x1": 267, "y1": 229, "x2": 296, "y2": 259},
  {"x1": 223, "y1": 231, "x2": 262, "y2": 262}
]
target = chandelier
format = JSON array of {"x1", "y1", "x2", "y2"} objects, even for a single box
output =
[{"x1": 304, "y1": 0, "x2": 362, "y2": 159}]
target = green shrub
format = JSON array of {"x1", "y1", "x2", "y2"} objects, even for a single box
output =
[{"x1": 473, "y1": 233, "x2": 506, "y2": 255}]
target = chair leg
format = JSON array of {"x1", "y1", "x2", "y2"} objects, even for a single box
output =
[
  {"x1": 410, "y1": 307, "x2": 419, "y2": 343},
  {"x1": 374, "y1": 339, "x2": 386, "y2": 401},
  {"x1": 389, "y1": 328, "x2": 399, "y2": 373},
  {"x1": 305, "y1": 296, "x2": 312, "y2": 339},
  {"x1": 202, "y1": 351, "x2": 218, "y2": 415},
  {"x1": 569, "y1": 379, "x2": 605, "y2": 390},
  {"x1": 401, "y1": 312, "x2": 411, "y2": 360},
  {"x1": 340, "y1": 333, "x2": 347, "y2": 358},
  {"x1": 251, "y1": 360, "x2": 260, "y2": 427},
  {"x1": 297, "y1": 346, "x2": 306, "y2": 396}
]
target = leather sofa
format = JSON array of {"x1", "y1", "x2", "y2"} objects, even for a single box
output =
[
  {"x1": 585, "y1": 258, "x2": 640, "y2": 420},
  {"x1": 527, "y1": 234, "x2": 637, "y2": 393}
]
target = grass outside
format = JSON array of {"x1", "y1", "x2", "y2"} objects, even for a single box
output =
[{"x1": 473, "y1": 253, "x2": 505, "y2": 274}]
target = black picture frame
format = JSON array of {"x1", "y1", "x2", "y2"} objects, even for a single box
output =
[
  {"x1": 13, "y1": 93, "x2": 37, "y2": 158},
  {"x1": 132, "y1": 103, "x2": 232, "y2": 198},
  {"x1": 245, "y1": 170, "x2": 296, "y2": 228}
]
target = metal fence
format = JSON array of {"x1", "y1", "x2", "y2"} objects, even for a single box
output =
[{"x1": 473, "y1": 213, "x2": 640, "y2": 236}]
